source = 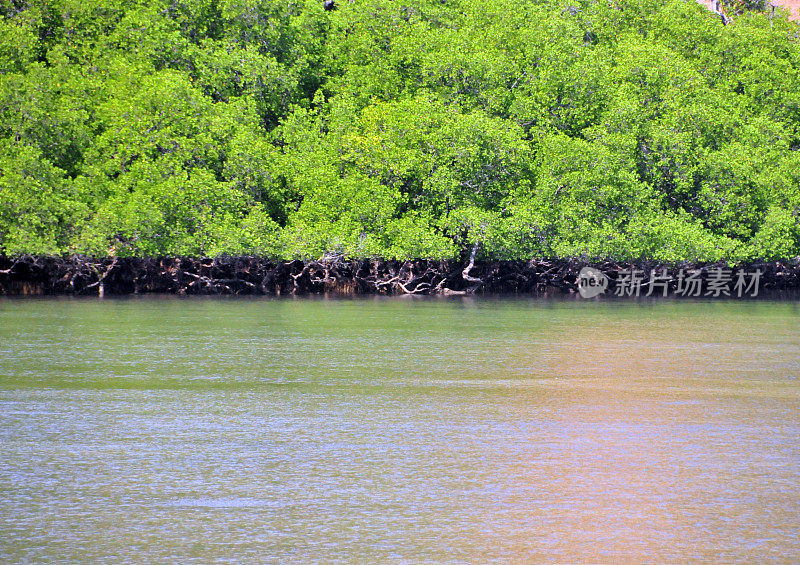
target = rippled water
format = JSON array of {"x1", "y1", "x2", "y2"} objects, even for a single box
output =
[{"x1": 1, "y1": 296, "x2": 799, "y2": 562}]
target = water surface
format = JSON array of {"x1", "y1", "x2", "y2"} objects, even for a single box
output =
[{"x1": 1, "y1": 297, "x2": 799, "y2": 562}]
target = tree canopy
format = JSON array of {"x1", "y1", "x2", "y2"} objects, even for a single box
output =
[{"x1": 1, "y1": 0, "x2": 799, "y2": 261}]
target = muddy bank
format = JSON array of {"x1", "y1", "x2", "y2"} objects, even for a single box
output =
[{"x1": 1, "y1": 255, "x2": 799, "y2": 296}]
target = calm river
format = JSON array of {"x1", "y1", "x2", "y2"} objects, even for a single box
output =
[{"x1": 1, "y1": 297, "x2": 799, "y2": 562}]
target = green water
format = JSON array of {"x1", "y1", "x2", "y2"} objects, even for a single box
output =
[{"x1": 1, "y1": 297, "x2": 799, "y2": 562}]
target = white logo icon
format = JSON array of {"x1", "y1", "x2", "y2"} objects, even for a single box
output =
[{"x1": 577, "y1": 266, "x2": 608, "y2": 298}]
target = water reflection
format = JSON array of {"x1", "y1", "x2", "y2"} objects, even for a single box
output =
[{"x1": 0, "y1": 297, "x2": 798, "y2": 562}]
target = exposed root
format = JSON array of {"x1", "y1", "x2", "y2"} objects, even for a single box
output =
[{"x1": 0, "y1": 256, "x2": 798, "y2": 296}]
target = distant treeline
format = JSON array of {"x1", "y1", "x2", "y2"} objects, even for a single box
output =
[{"x1": 1, "y1": 0, "x2": 799, "y2": 262}]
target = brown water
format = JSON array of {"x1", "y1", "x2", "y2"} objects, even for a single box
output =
[{"x1": 1, "y1": 297, "x2": 799, "y2": 562}]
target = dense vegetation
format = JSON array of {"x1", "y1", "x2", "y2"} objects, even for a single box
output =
[{"x1": 1, "y1": 0, "x2": 799, "y2": 261}]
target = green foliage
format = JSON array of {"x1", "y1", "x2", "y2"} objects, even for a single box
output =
[
  {"x1": 75, "y1": 168, "x2": 261, "y2": 256},
  {"x1": 0, "y1": 145, "x2": 87, "y2": 254},
  {"x1": 0, "y1": 0, "x2": 799, "y2": 260}
]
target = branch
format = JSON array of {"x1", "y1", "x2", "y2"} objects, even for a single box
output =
[{"x1": 462, "y1": 241, "x2": 483, "y2": 284}]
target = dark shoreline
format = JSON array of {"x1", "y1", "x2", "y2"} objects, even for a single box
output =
[{"x1": 2, "y1": 255, "x2": 799, "y2": 297}]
